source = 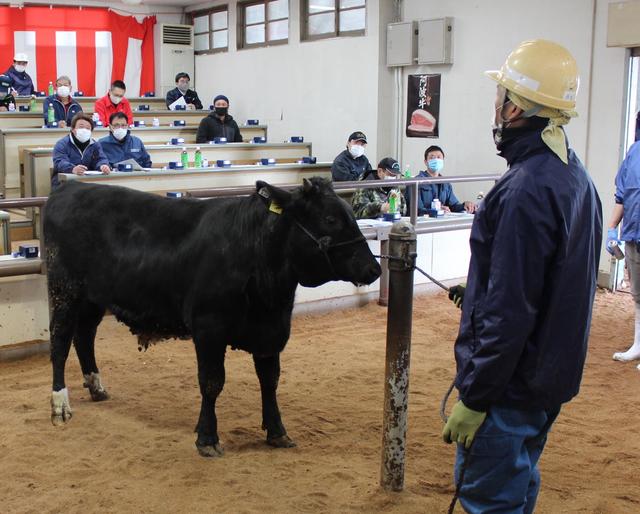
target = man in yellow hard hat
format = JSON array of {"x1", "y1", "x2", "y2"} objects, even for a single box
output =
[{"x1": 442, "y1": 40, "x2": 602, "y2": 513}]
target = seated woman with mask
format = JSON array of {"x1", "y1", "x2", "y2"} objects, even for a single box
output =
[
  {"x1": 352, "y1": 157, "x2": 407, "y2": 219},
  {"x1": 405, "y1": 145, "x2": 476, "y2": 215}
]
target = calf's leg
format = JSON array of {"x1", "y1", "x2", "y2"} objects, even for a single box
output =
[
  {"x1": 74, "y1": 302, "x2": 108, "y2": 401},
  {"x1": 50, "y1": 300, "x2": 78, "y2": 425},
  {"x1": 193, "y1": 339, "x2": 226, "y2": 457},
  {"x1": 253, "y1": 353, "x2": 296, "y2": 448}
]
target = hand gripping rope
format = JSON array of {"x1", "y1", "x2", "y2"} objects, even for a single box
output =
[{"x1": 375, "y1": 250, "x2": 471, "y2": 514}]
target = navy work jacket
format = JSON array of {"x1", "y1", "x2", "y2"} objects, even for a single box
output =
[
  {"x1": 454, "y1": 129, "x2": 602, "y2": 412},
  {"x1": 52, "y1": 134, "x2": 109, "y2": 186},
  {"x1": 43, "y1": 95, "x2": 83, "y2": 125},
  {"x1": 99, "y1": 132, "x2": 152, "y2": 169},
  {"x1": 405, "y1": 170, "x2": 464, "y2": 214},
  {"x1": 331, "y1": 149, "x2": 372, "y2": 182}
]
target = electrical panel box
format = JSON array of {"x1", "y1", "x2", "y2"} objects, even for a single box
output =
[
  {"x1": 387, "y1": 21, "x2": 417, "y2": 67},
  {"x1": 418, "y1": 17, "x2": 453, "y2": 65}
]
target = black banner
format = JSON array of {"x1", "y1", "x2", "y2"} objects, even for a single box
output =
[{"x1": 406, "y1": 74, "x2": 441, "y2": 138}]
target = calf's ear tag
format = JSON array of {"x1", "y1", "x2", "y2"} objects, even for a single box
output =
[
  {"x1": 269, "y1": 201, "x2": 282, "y2": 214},
  {"x1": 258, "y1": 187, "x2": 270, "y2": 199}
]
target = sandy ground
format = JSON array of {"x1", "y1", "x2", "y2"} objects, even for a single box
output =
[{"x1": 1, "y1": 289, "x2": 639, "y2": 513}]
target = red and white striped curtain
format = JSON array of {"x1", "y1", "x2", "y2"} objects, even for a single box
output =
[{"x1": 0, "y1": 6, "x2": 156, "y2": 96}]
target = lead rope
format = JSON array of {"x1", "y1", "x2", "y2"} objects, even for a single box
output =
[{"x1": 376, "y1": 251, "x2": 469, "y2": 513}]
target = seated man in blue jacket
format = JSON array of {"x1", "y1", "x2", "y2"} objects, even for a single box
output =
[
  {"x1": 0, "y1": 74, "x2": 16, "y2": 111},
  {"x1": 405, "y1": 145, "x2": 476, "y2": 214},
  {"x1": 99, "y1": 112, "x2": 152, "y2": 169},
  {"x1": 52, "y1": 113, "x2": 110, "y2": 187},
  {"x1": 331, "y1": 131, "x2": 372, "y2": 181},
  {"x1": 5, "y1": 53, "x2": 34, "y2": 96},
  {"x1": 42, "y1": 75, "x2": 83, "y2": 128}
]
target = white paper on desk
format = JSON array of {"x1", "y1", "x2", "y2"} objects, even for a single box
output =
[
  {"x1": 168, "y1": 95, "x2": 187, "y2": 110},
  {"x1": 82, "y1": 170, "x2": 103, "y2": 175},
  {"x1": 356, "y1": 219, "x2": 392, "y2": 228},
  {"x1": 116, "y1": 158, "x2": 143, "y2": 171}
]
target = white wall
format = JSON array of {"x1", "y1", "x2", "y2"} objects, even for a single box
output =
[
  {"x1": 399, "y1": 0, "x2": 596, "y2": 202},
  {"x1": 192, "y1": 0, "x2": 390, "y2": 164},
  {"x1": 190, "y1": 0, "x2": 631, "y2": 274},
  {"x1": 399, "y1": 0, "x2": 628, "y2": 273},
  {"x1": 586, "y1": 0, "x2": 629, "y2": 273}
]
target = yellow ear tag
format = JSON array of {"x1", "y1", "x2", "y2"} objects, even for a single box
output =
[{"x1": 269, "y1": 201, "x2": 283, "y2": 214}]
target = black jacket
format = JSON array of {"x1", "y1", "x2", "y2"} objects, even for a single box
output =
[
  {"x1": 196, "y1": 113, "x2": 243, "y2": 143},
  {"x1": 331, "y1": 149, "x2": 372, "y2": 181},
  {"x1": 454, "y1": 128, "x2": 602, "y2": 412},
  {"x1": 165, "y1": 87, "x2": 203, "y2": 110}
]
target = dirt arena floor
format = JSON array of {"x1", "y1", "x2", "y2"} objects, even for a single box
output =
[{"x1": 1, "y1": 289, "x2": 639, "y2": 513}]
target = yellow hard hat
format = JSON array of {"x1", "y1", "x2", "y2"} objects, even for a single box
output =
[{"x1": 485, "y1": 39, "x2": 579, "y2": 111}]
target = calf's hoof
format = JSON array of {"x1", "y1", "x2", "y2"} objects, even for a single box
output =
[
  {"x1": 51, "y1": 388, "x2": 73, "y2": 426},
  {"x1": 83, "y1": 373, "x2": 109, "y2": 402},
  {"x1": 196, "y1": 442, "x2": 224, "y2": 458},
  {"x1": 267, "y1": 434, "x2": 296, "y2": 448}
]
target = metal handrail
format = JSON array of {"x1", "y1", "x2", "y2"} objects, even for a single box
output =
[
  {"x1": 186, "y1": 173, "x2": 502, "y2": 224},
  {"x1": 0, "y1": 196, "x2": 47, "y2": 209}
]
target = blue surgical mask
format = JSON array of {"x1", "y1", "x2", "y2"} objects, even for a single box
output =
[{"x1": 427, "y1": 158, "x2": 444, "y2": 173}]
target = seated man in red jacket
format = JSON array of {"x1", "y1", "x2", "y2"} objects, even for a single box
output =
[{"x1": 94, "y1": 80, "x2": 133, "y2": 126}]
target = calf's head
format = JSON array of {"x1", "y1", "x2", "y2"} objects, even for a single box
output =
[{"x1": 256, "y1": 178, "x2": 381, "y2": 287}]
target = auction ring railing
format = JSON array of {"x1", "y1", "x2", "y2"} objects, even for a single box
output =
[{"x1": 0, "y1": 173, "x2": 501, "y2": 279}]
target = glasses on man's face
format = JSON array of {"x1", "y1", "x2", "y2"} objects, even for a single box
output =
[{"x1": 111, "y1": 124, "x2": 128, "y2": 129}]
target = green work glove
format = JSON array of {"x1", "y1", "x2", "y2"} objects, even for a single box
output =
[
  {"x1": 442, "y1": 400, "x2": 487, "y2": 449},
  {"x1": 448, "y1": 283, "x2": 466, "y2": 309}
]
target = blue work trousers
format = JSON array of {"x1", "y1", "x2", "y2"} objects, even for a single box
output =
[{"x1": 454, "y1": 405, "x2": 561, "y2": 513}]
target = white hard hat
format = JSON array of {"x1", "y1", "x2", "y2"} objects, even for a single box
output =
[{"x1": 13, "y1": 53, "x2": 28, "y2": 62}]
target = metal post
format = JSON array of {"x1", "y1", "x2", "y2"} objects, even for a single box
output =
[
  {"x1": 409, "y1": 182, "x2": 418, "y2": 226},
  {"x1": 378, "y1": 240, "x2": 389, "y2": 306},
  {"x1": 380, "y1": 220, "x2": 416, "y2": 492}
]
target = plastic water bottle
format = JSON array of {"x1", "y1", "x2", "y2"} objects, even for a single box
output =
[
  {"x1": 194, "y1": 147, "x2": 202, "y2": 168},
  {"x1": 48, "y1": 81, "x2": 54, "y2": 96},
  {"x1": 47, "y1": 104, "x2": 55, "y2": 123},
  {"x1": 180, "y1": 147, "x2": 189, "y2": 168},
  {"x1": 389, "y1": 191, "x2": 397, "y2": 214},
  {"x1": 201, "y1": 158, "x2": 209, "y2": 168},
  {"x1": 92, "y1": 112, "x2": 100, "y2": 123},
  {"x1": 152, "y1": 117, "x2": 160, "y2": 127},
  {"x1": 8, "y1": 102, "x2": 15, "y2": 112},
  {"x1": 29, "y1": 95, "x2": 36, "y2": 111},
  {"x1": 404, "y1": 164, "x2": 411, "y2": 178},
  {"x1": 431, "y1": 198, "x2": 441, "y2": 211}
]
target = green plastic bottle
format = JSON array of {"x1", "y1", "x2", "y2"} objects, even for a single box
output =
[
  {"x1": 388, "y1": 191, "x2": 397, "y2": 214},
  {"x1": 29, "y1": 95, "x2": 36, "y2": 111},
  {"x1": 180, "y1": 147, "x2": 189, "y2": 168},
  {"x1": 404, "y1": 164, "x2": 411, "y2": 178},
  {"x1": 194, "y1": 147, "x2": 202, "y2": 168},
  {"x1": 48, "y1": 81, "x2": 54, "y2": 96},
  {"x1": 47, "y1": 104, "x2": 55, "y2": 124}
]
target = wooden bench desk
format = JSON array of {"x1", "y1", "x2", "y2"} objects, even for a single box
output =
[{"x1": 0, "y1": 124, "x2": 268, "y2": 198}]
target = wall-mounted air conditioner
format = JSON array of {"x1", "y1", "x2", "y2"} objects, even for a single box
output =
[{"x1": 159, "y1": 24, "x2": 194, "y2": 96}]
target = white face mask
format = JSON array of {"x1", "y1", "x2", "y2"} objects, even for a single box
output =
[
  {"x1": 74, "y1": 128, "x2": 92, "y2": 143},
  {"x1": 57, "y1": 86, "x2": 70, "y2": 98},
  {"x1": 14, "y1": 64, "x2": 26, "y2": 73},
  {"x1": 110, "y1": 93, "x2": 123, "y2": 105},
  {"x1": 349, "y1": 144, "x2": 365, "y2": 158},
  {"x1": 177, "y1": 83, "x2": 189, "y2": 92},
  {"x1": 383, "y1": 175, "x2": 396, "y2": 180},
  {"x1": 112, "y1": 128, "x2": 128, "y2": 141}
]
